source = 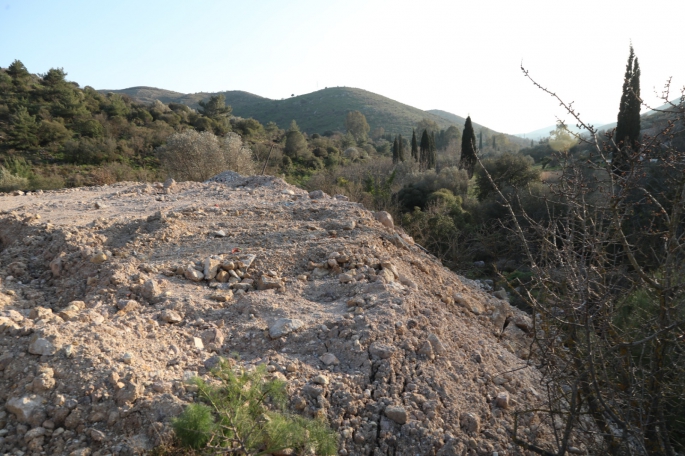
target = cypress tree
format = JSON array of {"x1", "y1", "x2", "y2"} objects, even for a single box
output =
[
  {"x1": 398, "y1": 134, "x2": 405, "y2": 162},
  {"x1": 392, "y1": 136, "x2": 399, "y2": 164},
  {"x1": 460, "y1": 116, "x2": 477, "y2": 178},
  {"x1": 428, "y1": 132, "x2": 436, "y2": 170},
  {"x1": 614, "y1": 45, "x2": 641, "y2": 173},
  {"x1": 411, "y1": 129, "x2": 419, "y2": 162},
  {"x1": 419, "y1": 130, "x2": 430, "y2": 170}
]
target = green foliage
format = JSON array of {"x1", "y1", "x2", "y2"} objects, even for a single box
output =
[
  {"x1": 459, "y1": 116, "x2": 477, "y2": 178},
  {"x1": 548, "y1": 124, "x2": 577, "y2": 152},
  {"x1": 157, "y1": 130, "x2": 256, "y2": 181},
  {"x1": 474, "y1": 152, "x2": 540, "y2": 201},
  {"x1": 198, "y1": 94, "x2": 232, "y2": 119},
  {"x1": 411, "y1": 129, "x2": 418, "y2": 162},
  {"x1": 173, "y1": 403, "x2": 216, "y2": 449},
  {"x1": 284, "y1": 124, "x2": 308, "y2": 160},
  {"x1": 0, "y1": 167, "x2": 29, "y2": 192},
  {"x1": 615, "y1": 45, "x2": 641, "y2": 152},
  {"x1": 345, "y1": 110, "x2": 370, "y2": 143},
  {"x1": 398, "y1": 134, "x2": 405, "y2": 162},
  {"x1": 172, "y1": 362, "x2": 337, "y2": 455},
  {"x1": 8, "y1": 106, "x2": 39, "y2": 149},
  {"x1": 38, "y1": 119, "x2": 71, "y2": 146}
]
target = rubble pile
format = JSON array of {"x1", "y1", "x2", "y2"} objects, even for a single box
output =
[{"x1": 0, "y1": 175, "x2": 587, "y2": 455}]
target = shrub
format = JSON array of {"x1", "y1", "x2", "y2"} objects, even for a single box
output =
[
  {"x1": 474, "y1": 152, "x2": 540, "y2": 201},
  {"x1": 156, "y1": 130, "x2": 256, "y2": 181},
  {"x1": 172, "y1": 362, "x2": 337, "y2": 454},
  {"x1": 0, "y1": 166, "x2": 29, "y2": 192}
]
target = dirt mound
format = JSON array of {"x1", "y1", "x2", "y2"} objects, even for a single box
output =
[{"x1": 0, "y1": 178, "x2": 574, "y2": 455}]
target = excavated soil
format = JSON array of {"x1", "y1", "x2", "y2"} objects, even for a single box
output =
[{"x1": 0, "y1": 175, "x2": 581, "y2": 455}]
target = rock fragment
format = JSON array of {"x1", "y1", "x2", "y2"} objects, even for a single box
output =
[
  {"x1": 269, "y1": 318, "x2": 304, "y2": 339},
  {"x1": 384, "y1": 405, "x2": 408, "y2": 424},
  {"x1": 374, "y1": 211, "x2": 394, "y2": 229},
  {"x1": 320, "y1": 353, "x2": 340, "y2": 366},
  {"x1": 28, "y1": 334, "x2": 56, "y2": 356}
]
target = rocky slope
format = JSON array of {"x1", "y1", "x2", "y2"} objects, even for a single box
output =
[{"x1": 0, "y1": 174, "x2": 578, "y2": 455}]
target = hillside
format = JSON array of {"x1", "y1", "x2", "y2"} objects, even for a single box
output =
[
  {"x1": 0, "y1": 175, "x2": 571, "y2": 455},
  {"x1": 100, "y1": 86, "x2": 268, "y2": 114},
  {"x1": 102, "y1": 86, "x2": 499, "y2": 138}
]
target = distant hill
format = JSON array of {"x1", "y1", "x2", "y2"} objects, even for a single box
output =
[
  {"x1": 100, "y1": 86, "x2": 520, "y2": 141},
  {"x1": 98, "y1": 86, "x2": 268, "y2": 114}
]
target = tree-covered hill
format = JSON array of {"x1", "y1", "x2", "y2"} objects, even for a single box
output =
[
  {"x1": 106, "y1": 85, "x2": 530, "y2": 146},
  {"x1": 99, "y1": 87, "x2": 268, "y2": 115},
  {"x1": 102, "y1": 86, "x2": 457, "y2": 136}
]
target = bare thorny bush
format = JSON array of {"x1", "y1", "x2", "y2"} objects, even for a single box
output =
[{"x1": 479, "y1": 69, "x2": 685, "y2": 455}]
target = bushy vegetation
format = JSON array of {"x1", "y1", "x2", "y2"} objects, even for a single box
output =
[{"x1": 172, "y1": 362, "x2": 337, "y2": 455}]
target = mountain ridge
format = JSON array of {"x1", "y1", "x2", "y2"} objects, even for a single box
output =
[{"x1": 100, "y1": 86, "x2": 527, "y2": 145}]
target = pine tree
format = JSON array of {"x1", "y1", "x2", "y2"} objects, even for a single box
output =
[
  {"x1": 479, "y1": 131, "x2": 483, "y2": 150},
  {"x1": 419, "y1": 130, "x2": 430, "y2": 170},
  {"x1": 614, "y1": 45, "x2": 641, "y2": 173},
  {"x1": 392, "y1": 136, "x2": 399, "y2": 164},
  {"x1": 411, "y1": 129, "x2": 418, "y2": 162},
  {"x1": 8, "y1": 106, "x2": 39, "y2": 150},
  {"x1": 398, "y1": 134, "x2": 405, "y2": 162},
  {"x1": 460, "y1": 116, "x2": 477, "y2": 178}
]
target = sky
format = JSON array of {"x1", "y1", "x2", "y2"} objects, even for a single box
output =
[{"x1": 1, "y1": 0, "x2": 684, "y2": 135}]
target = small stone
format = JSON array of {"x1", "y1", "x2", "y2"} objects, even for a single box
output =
[
  {"x1": 427, "y1": 333, "x2": 447, "y2": 356},
  {"x1": 369, "y1": 342, "x2": 395, "y2": 359},
  {"x1": 494, "y1": 392, "x2": 510, "y2": 409},
  {"x1": 312, "y1": 375, "x2": 329, "y2": 385},
  {"x1": 209, "y1": 291, "x2": 234, "y2": 302},
  {"x1": 213, "y1": 230, "x2": 226, "y2": 237},
  {"x1": 204, "y1": 257, "x2": 221, "y2": 280},
  {"x1": 309, "y1": 190, "x2": 327, "y2": 199},
  {"x1": 90, "y1": 253, "x2": 107, "y2": 264},
  {"x1": 256, "y1": 275, "x2": 281, "y2": 291},
  {"x1": 373, "y1": 211, "x2": 394, "y2": 229},
  {"x1": 28, "y1": 335, "x2": 56, "y2": 356},
  {"x1": 6, "y1": 395, "x2": 44, "y2": 423},
  {"x1": 94, "y1": 201, "x2": 108, "y2": 209},
  {"x1": 418, "y1": 340, "x2": 434, "y2": 358},
  {"x1": 90, "y1": 429, "x2": 106, "y2": 442},
  {"x1": 117, "y1": 299, "x2": 139, "y2": 313},
  {"x1": 185, "y1": 268, "x2": 204, "y2": 282},
  {"x1": 269, "y1": 318, "x2": 304, "y2": 339},
  {"x1": 215, "y1": 270, "x2": 229, "y2": 282},
  {"x1": 122, "y1": 353, "x2": 133, "y2": 364},
  {"x1": 384, "y1": 405, "x2": 407, "y2": 424},
  {"x1": 320, "y1": 353, "x2": 339, "y2": 366},
  {"x1": 460, "y1": 412, "x2": 480, "y2": 433},
  {"x1": 193, "y1": 337, "x2": 205, "y2": 350},
  {"x1": 163, "y1": 177, "x2": 176, "y2": 190},
  {"x1": 378, "y1": 268, "x2": 395, "y2": 283},
  {"x1": 568, "y1": 447, "x2": 585, "y2": 455},
  {"x1": 338, "y1": 273, "x2": 354, "y2": 283},
  {"x1": 24, "y1": 426, "x2": 46, "y2": 442},
  {"x1": 29, "y1": 307, "x2": 53, "y2": 321},
  {"x1": 160, "y1": 309, "x2": 182, "y2": 324},
  {"x1": 141, "y1": 279, "x2": 162, "y2": 302},
  {"x1": 493, "y1": 288, "x2": 509, "y2": 301},
  {"x1": 311, "y1": 267, "x2": 329, "y2": 278},
  {"x1": 58, "y1": 305, "x2": 80, "y2": 321}
]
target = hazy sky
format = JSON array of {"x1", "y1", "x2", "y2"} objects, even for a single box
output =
[{"x1": 2, "y1": 0, "x2": 684, "y2": 134}]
